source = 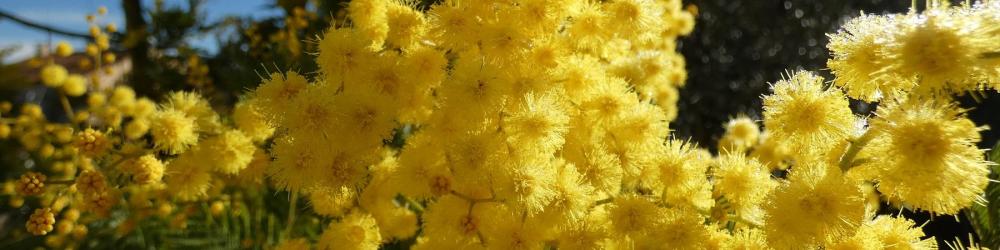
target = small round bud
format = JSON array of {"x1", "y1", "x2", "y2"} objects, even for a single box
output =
[
  {"x1": 55, "y1": 41, "x2": 73, "y2": 57},
  {"x1": 210, "y1": 201, "x2": 225, "y2": 216},
  {"x1": 75, "y1": 170, "x2": 107, "y2": 195},
  {"x1": 15, "y1": 172, "x2": 46, "y2": 196},
  {"x1": 26, "y1": 208, "x2": 56, "y2": 235},
  {"x1": 40, "y1": 64, "x2": 68, "y2": 87},
  {"x1": 73, "y1": 128, "x2": 111, "y2": 157},
  {"x1": 62, "y1": 74, "x2": 88, "y2": 97}
]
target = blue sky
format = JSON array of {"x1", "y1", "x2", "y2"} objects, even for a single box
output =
[{"x1": 0, "y1": 0, "x2": 283, "y2": 63}]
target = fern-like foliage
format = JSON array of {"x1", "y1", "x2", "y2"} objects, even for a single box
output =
[{"x1": 967, "y1": 141, "x2": 1000, "y2": 249}]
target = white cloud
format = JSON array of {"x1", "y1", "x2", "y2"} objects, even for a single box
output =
[{"x1": 0, "y1": 41, "x2": 36, "y2": 64}]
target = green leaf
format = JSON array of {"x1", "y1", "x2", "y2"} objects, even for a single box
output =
[{"x1": 966, "y1": 141, "x2": 1000, "y2": 249}]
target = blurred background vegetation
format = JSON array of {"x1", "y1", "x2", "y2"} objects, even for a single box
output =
[{"x1": 1, "y1": 0, "x2": 997, "y2": 248}]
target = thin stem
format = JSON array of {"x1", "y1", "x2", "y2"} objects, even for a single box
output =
[
  {"x1": 59, "y1": 94, "x2": 75, "y2": 120},
  {"x1": 839, "y1": 129, "x2": 877, "y2": 172},
  {"x1": 450, "y1": 190, "x2": 497, "y2": 203},
  {"x1": 593, "y1": 197, "x2": 614, "y2": 206},
  {"x1": 46, "y1": 179, "x2": 76, "y2": 185},
  {"x1": 981, "y1": 51, "x2": 1000, "y2": 59},
  {"x1": 107, "y1": 153, "x2": 145, "y2": 169},
  {"x1": 283, "y1": 190, "x2": 299, "y2": 239},
  {"x1": 696, "y1": 207, "x2": 763, "y2": 228},
  {"x1": 404, "y1": 196, "x2": 424, "y2": 213}
]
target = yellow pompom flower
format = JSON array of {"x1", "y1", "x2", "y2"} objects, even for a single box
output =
[
  {"x1": 316, "y1": 28, "x2": 375, "y2": 82},
  {"x1": 15, "y1": 172, "x2": 46, "y2": 196},
  {"x1": 130, "y1": 98, "x2": 157, "y2": 118},
  {"x1": 372, "y1": 207, "x2": 419, "y2": 241},
  {"x1": 604, "y1": 0, "x2": 665, "y2": 39},
  {"x1": 555, "y1": 212, "x2": 611, "y2": 250},
  {"x1": 73, "y1": 128, "x2": 111, "y2": 157},
  {"x1": 109, "y1": 86, "x2": 136, "y2": 109},
  {"x1": 235, "y1": 149, "x2": 269, "y2": 185},
  {"x1": 562, "y1": 142, "x2": 623, "y2": 195},
  {"x1": 607, "y1": 195, "x2": 661, "y2": 237},
  {"x1": 384, "y1": 1, "x2": 428, "y2": 49},
  {"x1": 866, "y1": 99, "x2": 989, "y2": 214},
  {"x1": 164, "y1": 152, "x2": 212, "y2": 201},
  {"x1": 348, "y1": 0, "x2": 389, "y2": 47},
  {"x1": 201, "y1": 129, "x2": 255, "y2": 175},
  {"x1": 648, "y1": 140, "x2": 714, "y2": 211},
  {"x1": 422, "y1": 195, "x2": 494, "y2": 246},
  {"x1": 268, "y1": 136, "x2": 324, "y2": 192},
  {"x1": 885, "y1": 10, "x2": 990, "y2": 95},
  {"x1": 393, "y1": 135, "x2": 451, "y2": 199},
  {"x1": 502, "y1": 92, "x2": 570, "y2": 157},
  {"x1": 426, "y1": 0, "x2": 479, "y2": 50},
  {"x1": 0, "y1": 124, "x2": 10, "y2": 139},
  {"x1": 762, "y1": 71, "x2": 854, "y2": 151},
  {"x1": 566, "y1": 2, "x2": 611, "y2": 51},
  {"x1": 282, "y1": 83, "x2": 338, "y2": 136},
  {"x1": 317, "y1": 212, "x2": 382, "y2": 250},
  {"x1": 329, "y1": 89, "x2": 398, "y2": 151},
  {"x1": 536, "y1": 163, "x2": 596, "y2": 226},
  {"x1": 232, "y1": 100, "x2": 274, "y2": 142},
  {"x1": 712, "y1": 153, "x2": 777, "y2": 224},
  {"x1": 827, "y1": 14, "x2": 908, "y2": 102},
  {"x1": 124, "y1": 119, "x2": 150, "y2": 140},
  {"x1": 121, "y1": 154, "x2": 165, "y2": 185},
  {"x1": 26, "y1": 208, "x2": 56, "y2": 235},
  {"x1": 162, "y1": 91, "x2": 220, "y2": 132},
  {"x1": 309, "y1": 186, "x2": 356, "y2": 217},
  {"x1": 724, "y1": 228, "x2": 770, "y2": 250},
  {"x1": 55, "y1": 41, "x2": 74, "y2": 57},
  {"x1": 82, "y1": 189, "x2": 119, "y2": 217},
  {"x1": 87, "y1": 92, "x2": 106, "y2": 107},
  {"x1": 75, "y1": 170, "x2": 107, "y2": 196},
  {"x1": 718, "y1": 116, "x2": 760, "y2": 152},
  {"x1": 481, "y1": 214, "x2": 547, "y2": 250},
  {"x1": 85, "y1": 44, "x2": 99, "y2": 56},
  {"x1": 41, "y1": 64, "x2": 68, "y2": 87},
  {"x1": 149, "y1": 108, "x2": 199, "y2": 154},
  {"x1": 252, "y1": 71, "x2": 309, "y2": 121},
  {"x1": 62, "y1": 74, "x2": 88, "y2": 97},
  {"x1": 763, "y1": 166, "x2": 866, "y2": 248},
  {"x1": 494, "y1": 159, "x2": 558, "y2": 216},
  {"x1": 845, "y1": 216, "x2": 937, "y2": 250},
  {"x1": 636, "y1": 208, "x2": 713, "y2": 249},
  {"x1": 750, "y1": 132, "x2": 791, "y2": 170}
]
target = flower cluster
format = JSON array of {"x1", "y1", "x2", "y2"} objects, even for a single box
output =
[{"x1": 0, "y1": 1, "x2": 997, "y2": 249}]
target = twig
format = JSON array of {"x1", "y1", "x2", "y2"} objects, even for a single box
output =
[
  {"x1": 283, "y1": 190, "x2": 299, "y2": 239},
  {"x1": 403, "y1": 196, "x2": 424, "y2": 213},
  {"x1": 59, "y1": 94, "x2": 75, "y2": 120},
  {"x1": 0, "y1": 9, "x2": 93, "y2": 40},
  {"x1": 593, "y1": 197, "x2": 614, "y2": 206},
  {"x1": 450, "y1": 190, "x2": 498, "y2": 203},
  {"x1": 839, "y1": 129, "x2": 877, "y2": 172},
  {"x1": 981, "y1": 51, "x2": 1000, "y2": 59},
  {"x1": 46, "y1": 179, "x2": 76, "y2": 185}
]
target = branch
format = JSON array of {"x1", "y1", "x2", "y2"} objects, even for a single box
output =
[
  {"x1": 839, "y1": 129, "x2": 877, "y2": 172},
  {"x1": 0, "y1": 9, "x2": 93, "y2": 40}
]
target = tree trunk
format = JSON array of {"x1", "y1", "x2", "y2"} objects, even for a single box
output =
[{"x1": 122, "y1": 0, "x2": 157, "y2": 99}]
